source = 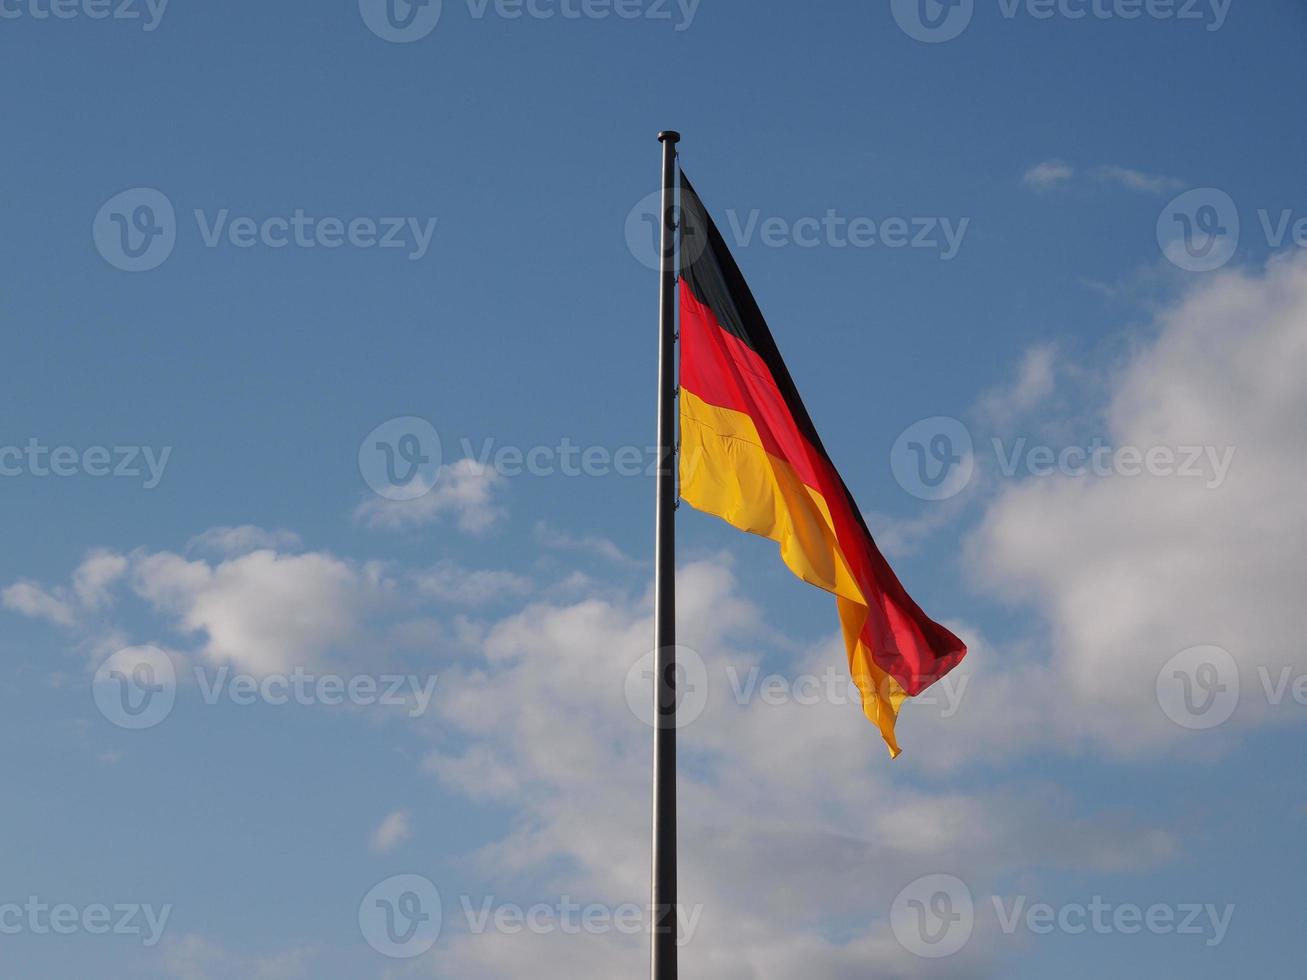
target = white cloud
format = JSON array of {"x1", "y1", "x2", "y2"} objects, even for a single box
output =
[
  {"x1": 976, "y1": 343, "x2": 1057, "y2": 428},
  {"x1": 369, "y1": 808, "x2": 414, "y2": 853},
  {"x1": 187, "y1": 526, "x2": 303, "y2": 558},
  {"x1": 1091, "y1": 164, "x2": 1185, "y2": 195},
  {"x1": 1021, "y1": 159, "x2": 1074, "y2": 191},
  {"x1": 2, "y1": 580, "x2": 76, "y2": 626},
  {"x1": 533, "y1": 521, "x2": 636, "y2": 565},
  {"x1": 423, "y1": 558, "x2": 1175, "y2": 979},
  {"x1": 3, "y1": 548, "x2": 128, "y2": 627},
  {"x1": 414, "y1": 560, "x2": 532, "y2": 606},
  {"x1": 1022, "y1": 161, "x2": 1183, "y2": 195},
  {"x1": 132, "y1": 548, "x2": 384, "y2": 676},
  {"x1": 355, "y1": 459, "x2": 506, "y2": 534},
  {"x1": 969, "y1": 250, "x2": 1307, "y2": 752},
  {"x1": 72, "y1": 549, "x2": 129, "y2": 607},
  {"x1": 156, "y1": 934, "x2": 313, "y2": 980}
]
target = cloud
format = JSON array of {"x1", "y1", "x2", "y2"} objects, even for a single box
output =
[
  {"x1": 1091, "y1": 164, "x2": 1185, "y2": 195},
  {"x1": 413, "y1": 560, "x2": 533, "y2": 606},
  {"x1": 132, "y1": 548, "x2": 386, "y2": 676},
  {"x1": 1021, "y1": 160, "x2": 1074, "y2": 191},
  {"x1": 422, "y1": 558, "x2": 1176, "y2": 978},
  {"x1": 369, "y1": 808, "x2": 414, "y2": 853},
  {"x1": 156, "y1": 934, "x2": 313, "y2": 980},
  {"x1": 533, "y1": 521, "x2": 637, "y2": 565},
  {"x1": 2, "y1": 580, "x2": 76, "y2": 626},
  {"x1": 355, "y1": 459, "x2": 507, "y2": 534},
  {"x1": 968, "y1": 250, "x2": 1307, "y2": 752},
  {"x1": 3, "y1": 549, "x2": 128, "y2": 627},
  {"x1": 976, "y1": 343, "x2": 1057, "y2": 428},
  {"x1": 187, "y1": 526, "x2": 303, "y2": 558},
  {"x1": 4, "y1": 516, "x2": 1197, "y2": 976},
  {"x1": 1022, "y1": 161, "x2": 1183, "y2": 195}
]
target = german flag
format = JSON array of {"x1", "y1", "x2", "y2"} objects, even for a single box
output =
[{"x1": 676, "y1": 173, "x2": 966, "y2": 756}]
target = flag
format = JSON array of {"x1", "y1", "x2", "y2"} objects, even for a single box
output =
[{"x1": 676, "y1": 172, "x2": 967, "y2": 756}]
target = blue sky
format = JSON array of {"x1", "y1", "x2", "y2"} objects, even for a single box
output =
[{"x1": 3, "y1": 1, "x2": 1306, "y2": 977}]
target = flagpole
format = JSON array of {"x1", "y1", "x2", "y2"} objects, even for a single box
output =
[{"x1": 651, "y1": 128, "x2": 680, "y2": 980}]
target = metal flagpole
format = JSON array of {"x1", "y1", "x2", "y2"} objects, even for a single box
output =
[{"x1": 651, "y1": 128, "x2": 681, "y2": 980}]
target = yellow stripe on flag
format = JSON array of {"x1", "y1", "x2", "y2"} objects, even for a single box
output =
[{"x1": 679, "y1": 389, "x2": 908, "y2": 755}]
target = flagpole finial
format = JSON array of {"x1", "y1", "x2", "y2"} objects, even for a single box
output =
[{"x1": 658, "y1": 130, "x2": 681, "y2": 144}]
